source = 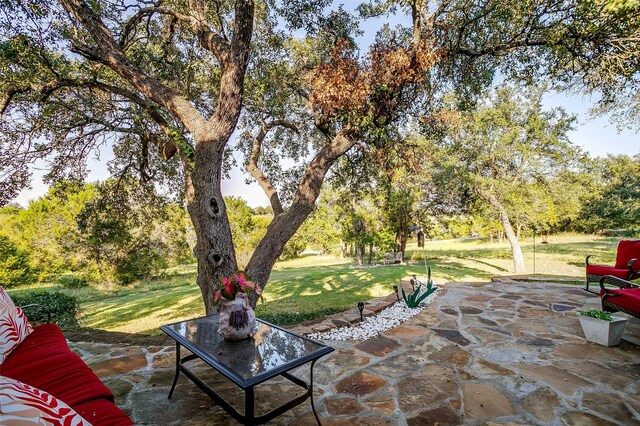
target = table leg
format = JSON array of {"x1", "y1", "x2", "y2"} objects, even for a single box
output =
[
  {"x1": 168, "y1": 343, "x2": 181, "y2": 399},
  {"x1": 244, "y1": 386, "x2": 255, "y2": 426},
  {"x1": 309, "y1": 359, "x2": 322, "y2": 426}
]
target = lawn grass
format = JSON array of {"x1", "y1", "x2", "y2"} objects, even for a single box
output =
[{"x1": 8, "y1": 234, "x2": 624, "y2": 334}]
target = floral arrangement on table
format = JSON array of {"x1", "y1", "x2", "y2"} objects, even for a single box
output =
[
  {"x1": 213, "y1": 272, "x2": 262, "y2": 340},
  {"x1": 213, "y1": 272, "x2": 262, "y2": 305}
]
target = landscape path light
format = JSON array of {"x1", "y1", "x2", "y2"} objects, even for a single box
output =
[{"x1": 357, "y1": 302, "x2": 365, "y2": 322}]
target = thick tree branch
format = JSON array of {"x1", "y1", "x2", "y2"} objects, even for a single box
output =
[
  {"x1": 1, "y1": 89, "x2": 27, "y2": 118},
  {"x1": 245, "y1": 120, "x2": 298, "y2": 216},
  {"x1": 15, "y1": 77, "x2": 184, "y2": 161},
  {"x1": 59, "y1": 0, "x2": 207, "y2": 137},
  {"x1": 246, "y1": 126, "x2": 358, "y2": 285},
  {"x1": 119, "y1": 5, "x2": 231, "y2": 62},
  {"x1": 205, "y1": 0, "x2": 253, "y2": 138}
]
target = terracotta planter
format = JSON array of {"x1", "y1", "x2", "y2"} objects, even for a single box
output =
[
  {"x1": 218, "y1": 293, "x2": 257, "y2": 340},
  {"x1": 579, "y1": 315, "x2": 627, "y2": 346}
]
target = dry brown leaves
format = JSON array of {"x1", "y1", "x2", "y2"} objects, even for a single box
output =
[{"x1": 304, "y1": 38, "x2": 445, "y2": 118}]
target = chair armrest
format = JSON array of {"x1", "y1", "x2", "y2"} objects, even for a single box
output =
[
  {"x1": 599, "y1": 275, "x2": 639, "y2": 290},
  {"x1": 19, "y1": 304, "x2": 52, "y2": 323},
  {"x1": 586, "y1": 254, "x2": 593, "y2": 266},
  {"x1": 628, "y1": 258, "x2": 639, "y2": 273}
]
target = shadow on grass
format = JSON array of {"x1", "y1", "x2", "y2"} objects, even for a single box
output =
[
  {"x1": 256, "y1": 259, "x2": 497, "y2": 325},
  {"x1": 466, "y1": 258, "x2": 509, "y2": 272},
  {"x1": 80, "y1": 281, "x2": 203, "y2": 330},
  {"x1": 75, "y1": 237, "x2": 619, "y2": 332}
]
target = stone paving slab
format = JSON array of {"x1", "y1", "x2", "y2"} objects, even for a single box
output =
[{"x1": 66, "y1": 280, "x2": 640, "y2": 425}]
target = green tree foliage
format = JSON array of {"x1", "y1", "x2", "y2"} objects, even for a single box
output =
[
  {"x1": 0, "y1": 182, "x2": 97, "y2": 281},
  {"x1": 0, "y1": 235, "x2": 34, "y2": 287},
  {"x1": 580, "y1": 154, "x2": 640, "y2": 231},
  {"x1": 428, "y1": 85, "x2": 585, "y2": 273},
  {"x1": 0, "y1": 180, "x2": 194, "y2": 285},
  {"x1": 299, "y1": 200, "x2": 341, "y2": 255},
  {"x1": 225, "y1": 196, "x2": 268, "y2": 268},
  {"x1": 76, "y1": 178, "x2": 178, "y2": 284}
]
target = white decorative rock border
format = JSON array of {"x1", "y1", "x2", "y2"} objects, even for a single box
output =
[{"x1": 306, "y1": 288, "x2": 439, "y2": 341}]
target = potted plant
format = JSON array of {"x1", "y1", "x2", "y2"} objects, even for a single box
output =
[{"x1": 578, "y1": 308, "x2": 628, "y2": 346}]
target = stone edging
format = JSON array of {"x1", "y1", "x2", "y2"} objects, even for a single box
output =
[{"x1": 289, "y1": 280, "x2": 428, "y2": 336}]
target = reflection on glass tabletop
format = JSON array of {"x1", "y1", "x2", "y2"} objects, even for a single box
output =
[{"x1": 161, "y1": 314, "x2": 333, "y2": 386}]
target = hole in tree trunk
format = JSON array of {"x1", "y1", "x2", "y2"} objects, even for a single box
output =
[
  {"x1": 207, "y1": 197, "x2": 221, "y2": 217},
  {"x1": 209, "y1": 252, "x2": 223, "y2": 267}
]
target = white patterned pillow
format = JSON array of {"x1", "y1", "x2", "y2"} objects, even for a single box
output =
[
  {"x1": 0, "y1": 286, "x2": 34, "y2": 364},
  {"x1": 0, "y1": 376, "x2": 92, "y2": 425}
]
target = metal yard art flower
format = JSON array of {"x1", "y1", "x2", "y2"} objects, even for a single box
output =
[{"x1": 213, "y1": 272, "x2": 262, "y2": 305}]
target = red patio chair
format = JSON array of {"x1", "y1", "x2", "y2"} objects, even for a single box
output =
[
  {"x1": 599, "y1": 275, "x2": 640, "y2": 319},
  {"x1": 585, "y1": 240, "x2": 640, "y2": 293}
]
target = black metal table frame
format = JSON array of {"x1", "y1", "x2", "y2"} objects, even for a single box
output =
[{"x1": 162, "y1": 319, "x2": 333, "y2": 426}]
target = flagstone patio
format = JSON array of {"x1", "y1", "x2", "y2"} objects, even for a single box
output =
[{"x1": 67, "y1": 280, "x2": 640, "y2": 425}]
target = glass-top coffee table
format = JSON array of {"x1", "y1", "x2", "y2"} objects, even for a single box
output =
[{"x1": 160, "y1": 314, "x2": 334, "y2": 425}]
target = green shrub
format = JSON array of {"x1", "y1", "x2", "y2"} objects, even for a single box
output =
[
  {"x1": 280, "y1": 234, "x2": 306, "y2": 260},
  {"x1": 57, "y1": 273, "x2": 89, "y2": 289},
  {"x1": 255, "y1": 307, "x2": 344, "y2": 327},
  {"x1": 10, "y1": 290, "x2": 80, "y2": 329},
  {"x1": 0, "y1": 235, "x2": 35, "y2": 288},
  {"x1": 114, "y1": 245, "x2": 167, "y2": 285}
]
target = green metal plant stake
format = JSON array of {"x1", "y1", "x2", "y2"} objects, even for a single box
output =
[{"x1": 402, "y1": 266, "x2": 437, "y2": 308}]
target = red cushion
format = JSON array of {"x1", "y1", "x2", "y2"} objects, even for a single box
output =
[
  {"x1": 586, "y1": 264, "x2": 634, "y2": 280},
  {"x1": 1, "y1": 351, "x2": 114, "y2": 407},
  {"x1": 614, "y1": 240, "x2": 640, "y2": 269},
  {"x1": 73, "y1": 398, "x2": 134, "y2": 426},
  {"x1": 1, "y1": 323, "x2": 70, "y2": 372},
  {"x1": 601, "y1": 287, "x2": 640, "y2": 314}
]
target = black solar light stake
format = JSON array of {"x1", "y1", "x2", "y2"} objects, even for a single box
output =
[
  {"x1": 393, "y1": 285, "x2": 400, "y2": 302},
  {"x1": 357, "y1": 302, "x2": 365, "y2": 322}
]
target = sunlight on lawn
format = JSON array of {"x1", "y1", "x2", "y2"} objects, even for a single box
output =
[{"x1": 66, "y1": 234, "x2": 620, "y2": 333}]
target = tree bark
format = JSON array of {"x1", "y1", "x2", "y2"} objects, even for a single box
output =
[
  {"x1": 186, "y1": 143, "x2": 239, "y2": 314},
  {"x1": 355, "y1": 244, "x2": 365, "y2": 267},
  {"x1": 58, "y1": 0, "x2": 256, "y2": 313},
  {"x1": 396, "y1": 229, "x2": 408, "y2": 257},
  {"x1": 477, "y1": 187, "x2": 526, "y2": 274}
]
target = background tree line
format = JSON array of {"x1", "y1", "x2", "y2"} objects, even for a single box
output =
[{"x1": 2, "y1": 143, "x2": 637, "y2": 289}]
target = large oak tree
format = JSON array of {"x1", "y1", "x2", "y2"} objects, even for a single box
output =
[{"x1": 1, "y1": 0, "x2": 638, "y2": 311}]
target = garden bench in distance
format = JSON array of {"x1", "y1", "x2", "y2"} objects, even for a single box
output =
[{"x1": 383, "y1": 251, "x2": 403, "y2": 265}]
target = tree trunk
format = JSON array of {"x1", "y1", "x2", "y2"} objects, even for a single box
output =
[
  {"x1": 368, "y1": 242, "x2": 373, "y2": 265},
  {"x1": 186, "y1": 144, "x2": 238, "y2": 314},
  {"x1": 477, "y1": 187, "x2": 526, "y2": 274},
  {"x1": 355, "y1": 244, "x2": 365, "y2": 267}
]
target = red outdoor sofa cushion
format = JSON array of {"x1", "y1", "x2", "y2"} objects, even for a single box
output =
[
  {"x1": 1, "y1": 323, "x2": 133, "y2": 426},
  {"x1": 599, "y1": 275, "x2": 640, "y2": 318},
  {"x1": 601, "y1": 287, "x2": 640, "y2": 318},
  {"x1": 585, "y1": 240, "x2": 640, "y2": 292}
]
